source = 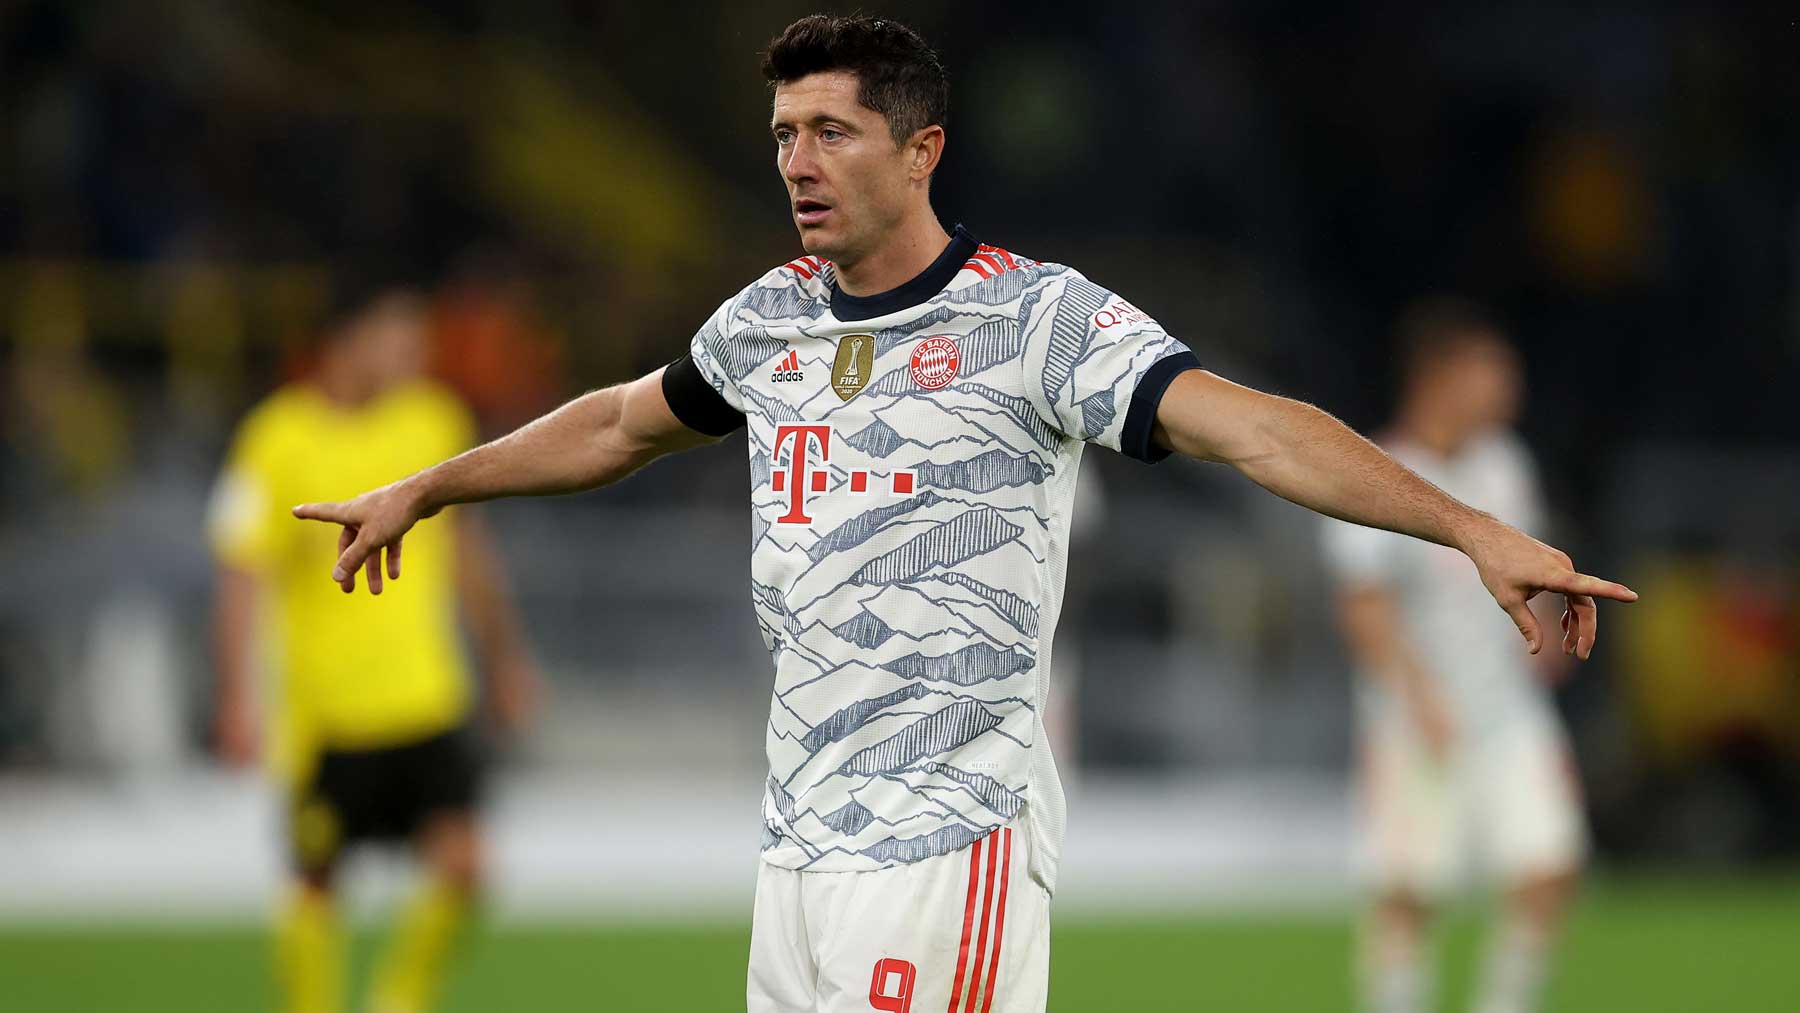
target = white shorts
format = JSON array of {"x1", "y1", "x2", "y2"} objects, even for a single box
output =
[
  {"x1": 747, "y1": 817, "x2": 1051, "y2": 1013},
  {"x1": 1359, "y1": 715, "x2": 1587, "y2": 896}
]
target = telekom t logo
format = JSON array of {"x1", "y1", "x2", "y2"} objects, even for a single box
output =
[{"x1": 771, "y1": 423, "x2": 916, "y2": 525}]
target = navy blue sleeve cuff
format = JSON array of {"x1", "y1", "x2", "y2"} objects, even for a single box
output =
[
  {"x1": 662, "y1": 353, "x2": 746, "y2": 437},
  {"x1": 1119, "y1": 350, "x2": 1201, "y2": 463}
]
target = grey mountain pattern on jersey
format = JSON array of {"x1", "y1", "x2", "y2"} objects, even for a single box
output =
[
  {"x1": 1079, "y1": 389, "x2": 1118, "y2": 437},
  {"x1": 907, "y1": 761, "x2": 1025, "y2": 819},
  {"x1": 739, "y1": 279, "x2": 832, "y2": 323},
  {"x1": 801, "y1": 683, "x2": 933, "y2": 752},
  {"x1": 803, "y1": 491, "x2": 946, "y2": 564},
  {"x1": 846, "y1": 823, "x2": 983, "y2": 866},
  {"x1": 830, "y1": 609, "x2": 897, "y2": 649},
  {"x1": 955, "y1": 382, "x2": 1060, "y2": 451},
  {"x1": 1042, "y1": 277, "x2": 1112, "y2": 402},
  {"x1": 837, "y1": 699, "x2": 1004, "y2": 777},
  {"x1": 880, "y1": 643, "x2": 1034, "y2": 684},
  {"x1": 850, "y1": 507, "x2": 1024, "y2": 585},
  {"x1": 819, "y1": 798, "x2": 877, "y2": 835},
  {"x1": 843, "y1": 418, "x2": 908, "y2": 457},
  {"x1": 688, "y1": 250, "x2": 1195, "y2": 874},
  {"x1": 932, "y1": 571, "x2": 1042, "y2": 637},
  {"x1": 916, "y1": 448, "x2": 1046, "y2": 494}
]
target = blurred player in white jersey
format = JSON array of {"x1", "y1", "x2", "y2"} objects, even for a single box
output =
[
  {"x1": 290, "y1": 16, "x2": 1632, "y2": 1011},
  {"x1": 1323, "y1": 300, "x2": 1587, "y2": 1013}
]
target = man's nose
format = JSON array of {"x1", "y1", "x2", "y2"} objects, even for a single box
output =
[{"x1": 783, "y1": 138, "x2": 819, "y2": 184}]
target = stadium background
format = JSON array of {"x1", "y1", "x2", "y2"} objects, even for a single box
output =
[{"x1": 1, "y1": 1, "x2": 1796, "y2": 1009}]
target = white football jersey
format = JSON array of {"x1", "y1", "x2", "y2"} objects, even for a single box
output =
[
  {"x1": 688, "y1": 227, "x2": 1196, "y2": 886},
  {"x1": 1320, "y1": 432, "x2": 1553, "y2": 731}
]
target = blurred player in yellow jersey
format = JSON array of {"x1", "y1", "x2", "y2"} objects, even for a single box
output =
[{"x1": 208, "y1": 282, "x2": 536, "y2": 1013}]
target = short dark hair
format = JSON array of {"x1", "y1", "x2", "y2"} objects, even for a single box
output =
[
  {"x1": 762, "y1": 14, "x2": 949, "y2": 147},
  {"x1": 316, "y1": 266, "x2": 425, "y2": 347},
  {"x1": 1396, "y1": 296, "x2": 1510, "y2": 380}
]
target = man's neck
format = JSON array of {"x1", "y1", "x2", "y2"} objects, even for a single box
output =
[
  {"x1": 315, "y1": 361, "x2": 378, "y2": 409},
  {"x1": 830, "y1": 213, "x2": 952, "y2": 296}
]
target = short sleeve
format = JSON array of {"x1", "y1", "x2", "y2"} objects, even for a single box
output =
[
  {"x1": 686, "y1": 295, "x2": 748, "y2": 415},
  {"x1": 1022, "y1": 269, "x2": 1198, "y2": 462},
  {"x1": 207, "y1": 411, "x2": 287, "y2": 571},
  {"x1": 1319, "y1": 517, "x2": 1401, "y2": 589}
]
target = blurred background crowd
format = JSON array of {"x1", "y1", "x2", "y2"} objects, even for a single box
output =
[{"x1": 1, "y1": 0, "x2": 1797, "y2": 928}]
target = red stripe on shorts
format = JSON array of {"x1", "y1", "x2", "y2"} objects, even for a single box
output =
[
  {"x1": 946, "y1": 835, "x2": 984, "y2": 1013},
  {"x1": 963, "y1": 831, "x2": 1001, "y2": 1013},
  {"x1": 979, "y1": 828, "x2": 1013, "y2": 1013}
]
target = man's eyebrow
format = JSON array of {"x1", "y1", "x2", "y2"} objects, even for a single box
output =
[{"x1": 770, "y1": 113, "x2": 860, "y2": 133}]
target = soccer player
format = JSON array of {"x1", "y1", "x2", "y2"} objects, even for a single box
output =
[
  {"x1": 210, "y1": 282, "x2": 536, "y2": 1013},
  {"x1": 1323, "y1": 302, "x2": 1586, "y2": 1013},
  {"x1": 292, "y1": 16, "x2": 1634, "y2": 1012}
]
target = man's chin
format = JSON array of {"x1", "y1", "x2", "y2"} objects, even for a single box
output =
[{"x1": 796, "y1": 229, "x2": 845, "y2": 263}]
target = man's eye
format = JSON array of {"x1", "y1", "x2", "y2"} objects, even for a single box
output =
[
  {"x1": 774, "y1": 130, "x2": 794, "y2": 144},
  {"x1": 820, "y1": 129, "x2": 843, "y2": 141}
]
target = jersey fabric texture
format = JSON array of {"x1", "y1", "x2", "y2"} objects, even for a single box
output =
[
  {"x1": 207, "y1": 380, "x2": 477, "y2": 786},
  {"x1": 685, "y1": 227, "x2": 1198, "y2": 889},
  {"x1": 748, "y1": 806, "x2": 1050, "y2": 1013}
]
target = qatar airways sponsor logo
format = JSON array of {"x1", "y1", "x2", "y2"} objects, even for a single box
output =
[
  {"x1": 769, "y1": 423, "x2": 916, "y2": 526},
  {"x1": 1093, "y1": 298, "x2": 1153, "y2": 330}
]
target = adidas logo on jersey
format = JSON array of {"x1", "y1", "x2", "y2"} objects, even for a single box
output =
[{"x1": 772, "y1": 349, "x2": 805, "y2": 383}]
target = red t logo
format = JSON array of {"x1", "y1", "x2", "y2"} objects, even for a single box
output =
[{"x1": 772, "y1": 424, "x2": 832, "y2": 525}]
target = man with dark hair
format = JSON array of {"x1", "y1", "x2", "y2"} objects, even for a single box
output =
[
  {"x1": 294, "y1": 15, "x2": 1633, "y2": 1011},
  {"x1": 1324, "y1": 304, "x2": 1585, "y2": 1013}
]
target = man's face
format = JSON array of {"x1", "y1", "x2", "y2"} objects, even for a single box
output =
[
  {"x1": 346, "y1": 294, "x2": 427, "y2": 392},
  {"x1": 1437, "y1": 333, "x2": 1524, "y2": 433},
  {"x1": 771, "y1": 71, "x2": 912, "y2": 264}
]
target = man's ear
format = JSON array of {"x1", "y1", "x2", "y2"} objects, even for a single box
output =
[{"x1": 907, "y1": 125, "x2": 945, "y2": 181}]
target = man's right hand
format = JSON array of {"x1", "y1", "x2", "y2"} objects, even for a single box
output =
[{"x1": 292, "y1": 477, "x2": 434, "y2": 594}]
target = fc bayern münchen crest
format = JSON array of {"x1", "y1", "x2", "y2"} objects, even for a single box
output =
[
  {"x1": 832, "y1": 334, "x2": 875, "y2": 401},
  {"x1": 910, "y1": 335, "x2": 960, "y2": 390}
]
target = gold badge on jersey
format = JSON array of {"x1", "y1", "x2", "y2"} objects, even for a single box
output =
[{"x1": 832, "y1": 334, "x2": 876, "y2": 401}]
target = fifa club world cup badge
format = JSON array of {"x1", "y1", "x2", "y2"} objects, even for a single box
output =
[
  {"x1": 832, "y1": 334, "x2": 875, "y2": 401},
  {"x1": 909, "y1": 336, "x2": 960, "y2": 390}
]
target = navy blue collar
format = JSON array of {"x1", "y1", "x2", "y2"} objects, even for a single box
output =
[{"x1": 829, "y1": 225, "x2": 978, "y2": 322}]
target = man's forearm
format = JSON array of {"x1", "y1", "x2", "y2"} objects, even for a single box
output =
[
  {"x1": 412, "y1": 384, "x2": 669, "y2": 513},
  {"x1": 1229, "y1": 396, "x2": 1486, "y2": 551}
]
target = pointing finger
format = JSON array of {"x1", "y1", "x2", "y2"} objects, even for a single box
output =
[
  {"x1": 294, "y1": 501, "x2": 352, "y2": 525},
  {"x1": 1543, "y1": 571, "x2": 1638, "y2": 603},
  {"x1": 387, "y1": 534, "x2": 403, "y2": 581}
]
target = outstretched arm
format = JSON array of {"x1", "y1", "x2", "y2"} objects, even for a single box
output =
[
  {"x1": 294, "y1": 366, "x2": 718, "y2": 594},
  {"x1": 1151, "y1": 369, "x2": 1636, "y2": 657}
]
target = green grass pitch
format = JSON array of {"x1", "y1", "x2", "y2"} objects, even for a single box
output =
[{"x1": 1, "y1": 875, "x2": 1795, "y2": 1011}]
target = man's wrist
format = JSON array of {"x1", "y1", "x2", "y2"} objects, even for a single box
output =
[
  {"x1": 401, "y1": 469, "x2": 444, "y2": 519},
  {"x1": 1445, "y1": 505, "x2": 1499, "y2": 556}
]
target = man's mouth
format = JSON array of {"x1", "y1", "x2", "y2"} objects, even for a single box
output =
[{"x1": 794, "y1": 198, "x2": 833, "y2": 226}]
